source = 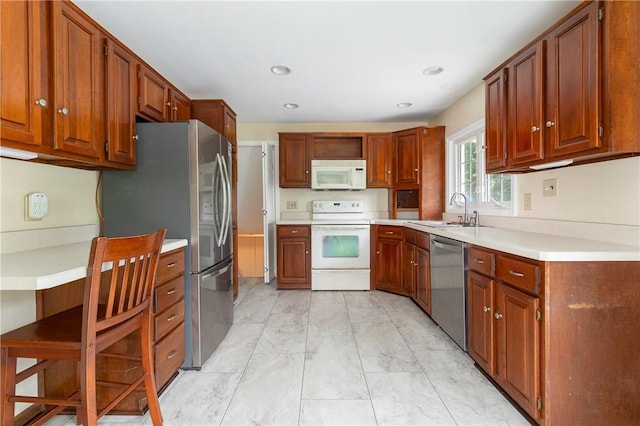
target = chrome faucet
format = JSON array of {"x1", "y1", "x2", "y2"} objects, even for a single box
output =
[{"x1": 449, "y1": 192, "x2": 468, "y2": 225}]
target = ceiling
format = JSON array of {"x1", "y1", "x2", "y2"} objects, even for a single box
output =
[{"x1": 74, "y1": 1, "x2": 580, "y2": 123}]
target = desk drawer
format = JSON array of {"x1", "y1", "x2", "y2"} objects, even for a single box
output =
[
  {"x1": 155, "y1": 276, "x2": 184, "y2": 313},
  {"x1": 155, "y1": 322, "x2": 185, "y2": 388},
  {"x1": 156, "y1": 249, "x2": 184, "y2": 285},
  {"x1": 155, "y1": 299, "x2": 184, "y2": 342}
]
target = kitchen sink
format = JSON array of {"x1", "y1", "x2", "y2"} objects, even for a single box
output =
[{"x1": 408, "y1": 220, "x2": 486, "y2": 228}]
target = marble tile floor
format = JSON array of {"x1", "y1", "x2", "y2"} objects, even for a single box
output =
[{"x1": 48, "y1": 277, "x2": 530, "y2": 426}]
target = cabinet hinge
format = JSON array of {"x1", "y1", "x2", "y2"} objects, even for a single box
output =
[
  {"x1": 104, "y1": 42, "x2": 108, "y2": 57},
  {"x1": 105, "y1": 142, "x2": 109, "y2": 153},
  {"x1": 598, "y1": 123, "x2": 604, "y2": 138},
  {"x1": 598, "y1": 7, "x2": 604, "y2": 22},
  {"x1": 536, "y1": 308, "x2": 542, "y2": 322},
  {"x1": 137, "y1": 96, "x2": 141, "y2": 105},
  {"x1": 504, "y1": 73, "x2": 508, "y2": 83},
  {"x1": 537, "y1": 396, "x2": 542, "y2": 411},
  {"x1": 264, "y1": 267, "x2": 269, "y2": 273},
  {"x1": 262, "y1": 151, "x2": 266, "y2": 158}
]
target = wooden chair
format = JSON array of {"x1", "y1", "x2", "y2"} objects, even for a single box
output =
[{"x1": 1, "y1": 229, "x2": 167, "y2": 426}]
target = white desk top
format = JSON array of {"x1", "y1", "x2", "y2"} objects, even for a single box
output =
[{"x1": 0, "y1": 239, "x2": 188, "y2": 291}]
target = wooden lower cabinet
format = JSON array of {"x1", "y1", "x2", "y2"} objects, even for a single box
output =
[
  {"x1": 414, "y1": 246, "x2": 431, "y2": 314},
  {"x1": 372, "y1": 225, "x2": 403, "y2": 293},
  {"x1": 276, "y1": 225, "x2": 311, "y2": 289},
  {"x1": 467, "y1": 271, "x2": 494, "y2": 374}
]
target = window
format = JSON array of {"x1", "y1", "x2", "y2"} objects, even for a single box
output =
[{"x1": 446, "y1": 119, "x2": 514, "y2": 216}]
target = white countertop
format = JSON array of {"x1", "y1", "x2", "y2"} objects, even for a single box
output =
[{"x1": 0, "y1": 239, "x2": 188, "y2": 291}]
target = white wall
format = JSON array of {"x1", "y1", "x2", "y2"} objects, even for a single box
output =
[
  {"x1": 432, "y1": 84, "x2": 640, "y2": 227},
  {"x1": 0, "y1": 158, "x2": 100, "y2": 232}
]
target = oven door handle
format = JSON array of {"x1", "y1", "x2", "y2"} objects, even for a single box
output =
[{"x1": 311, "y1": 225, "x2": 370, "y2": 231}]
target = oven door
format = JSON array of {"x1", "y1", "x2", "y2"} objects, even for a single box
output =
[{"x1": 311, "y1": 224, "x2": 370, "y2": 270}]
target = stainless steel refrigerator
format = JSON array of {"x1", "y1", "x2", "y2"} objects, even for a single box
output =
[{"x1": 102, "y1": 120, "x2": 233, "y2": 369}]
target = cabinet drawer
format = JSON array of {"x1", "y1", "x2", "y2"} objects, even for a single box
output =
[
  {"x1": 155, "y1": 299, "x2": 184, "y2": 342},
  {"x1": 416, "y1": 232, "x2": 430, "y2": 251},
  {"x1": 468, "y1": 246, "x2": 495, "y2": 276},
  {"x1": 377, "y1": 225, "x2": 403, "y2": 239},
  {"x1": 155, "y1": 276, "x2": 185, "y2": 313},
  {"x1": 155, "y1": 322, "x2": 185, "y2": 388},
  {"x1": 403, "y1": 228, "x2": 416, "y2": 244},
  {"x1": 277, "y1": 225, "x2": 309, "y2": 238},
  {"x1": 156, "y1": 249, "x2": 184, "y2": 285},
  {"x1": 496, "y1": 255, "x2": 541, "y2": 295}
]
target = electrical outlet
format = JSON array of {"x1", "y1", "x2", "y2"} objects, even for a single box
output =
[
  {"x1": 524, "y1": 193, "x2": 532, "y2": 211},
  {"x1": 286, "y1": 200, "x2": 297, "y2": 210},
  {"x1": 25, "y1": 192, "x2": 48, "y2": 220},
  {"x1": 543, "y1": 178, "x2": 558, "y2": 197}
]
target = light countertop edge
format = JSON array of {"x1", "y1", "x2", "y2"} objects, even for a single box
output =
[{"x1": 0, "y1": 239, "x2": 188, "y2": 291}]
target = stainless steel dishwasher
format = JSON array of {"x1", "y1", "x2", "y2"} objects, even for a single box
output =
[{"x1": 429, "y1": 235, "x2": 467, "y2": 351}]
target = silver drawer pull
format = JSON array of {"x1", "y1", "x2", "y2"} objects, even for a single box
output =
[
  {"x1": 474, "y1": 259, "x2": 485, "y2": 264},
  {"x1": 509, "y1": 270, "x2": 525, "y2": 277},
  {"x1": 167, "y1": 314, "x2": 177, "y2": 322},
  {"x1": 166, "y1": 288, "x2": 177, "y2": 295},
  {"x1": 291, "y1": 230, "x2": 298, "y2": 233},
  {"x1": 167, "y1": 262, "x2": 177, "y2": 268},
  {"x1": 167, "y1": 350, "x2": 178, "y2": 359},
  {"x1": 385, "y1": 231, "x2": 394, "y2": 235}
]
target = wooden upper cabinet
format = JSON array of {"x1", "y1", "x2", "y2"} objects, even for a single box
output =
[
  {"x1": 137, "y1": 63, "x2": 169, "y2": 122},
  {"x1": 51, "y1": 1, "x2": 104, "y2": 159},
  {"x1": 507, "y1": 41, "x2": 545, "y2": 167},
  {"x1": 278, "y1": 133, "x2": 311, "y2": 188},
  {"x1": 484, "y1": 69, "x2": 508, "y2": 172},
  {"x1": 545, "y1": 2, "x2": 600, "y2": 159},
  {"x1": 169, "y1": 89, "x2": 191, "y2": 121},
  {"x1": 0, "y1": 1, "x2": 49, "y2": 149},
  {"x1": 105, "y1": 39, "x2": 136, "y2": 167},
  {"x1": 366, "y1": 133, "x2": 393, "y2": 187},
  {"x1": 191, "y1": 99, "x2": 237, "y2": 146},
  {"x1": 393, "y1": 128, "x2": 420, "y2": 185}
]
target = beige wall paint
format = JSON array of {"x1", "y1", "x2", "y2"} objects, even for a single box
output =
[
  {"x1": 431, "y1": 84, "x2": 640, "y2": 226},
  {"x1": 0, "y1": 158, "x2": 99, "y2": 232}
]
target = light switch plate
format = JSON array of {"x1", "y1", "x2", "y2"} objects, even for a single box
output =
[
  {"x1": 25, "y1": 192, "x2": 48, "y2": 220},
  {"x1": 286, "y1": 201, "x2": 297, "y2": 209},
  {"x1": 543, "y1": 178, "x2": 558, "y2": 197}
]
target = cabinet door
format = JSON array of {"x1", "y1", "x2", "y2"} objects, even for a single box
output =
[
  {"x1": 277, "y1": 238, "x2": 310, "y2": 288},
  {"x1": 494, "y1": 283, "x2": 541, "y2": 417},
  {"x1": 374, "y1": 238, "x2": 403, "y2": 294},
  {"x1": 279, "y1": 134, "x2": 310, "y2": 187},
  {"x1": 415, "y1": 247, "x2": 431, "y2": 314},
  {"x1": 393, "y1": 129, "x2": 420, "y2": 185},
  {"x1": 169, "y1": 90, "x2": 191, "y2": 121},
  {"x1": 223, "y1": 107, "x2": 237, "y2": 146},
  {"x1": 105, "y1": 39, "x2": 136, "y2": 166},
  {"x1": 402, "y1": 243, "x2": 415, "y2": 297},
  {"x1": 467, "y1": 271, "x2": 495, "y2": 375},
  {"x1": 508, "y1": 41, "x2": 544, "y2": 167},
  {"x1": 485, "y1": 69, "x2": 508, "y2": 172},
  {"x1": 137, "y1": 63, "x2": 169, "y2": 122},
  {"x1": 366, "y1": 133, "x2": 393, "y2": 187},
  {"x1": 52, "y1": 1, "x2": 104, "y2": 159},
  {"x1": 1, "y1": 1, "x2": 48, "y2": 149},
  {"x1": 545, "y1": 2, "x2": 600, "y2": 158}
]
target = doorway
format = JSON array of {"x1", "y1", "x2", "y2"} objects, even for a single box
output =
[{"x1": 237, "y1": 142, "x2": 276, "y2": 283}]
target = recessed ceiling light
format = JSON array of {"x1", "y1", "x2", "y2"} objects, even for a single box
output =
[
  {"x1": 396, "y1": 103, "x2": 412, "y2": 108},
  {"x1": 284, "y1": 103, "x2": 299, "y2": 109},
  {"x1": 270, "y1": 65, "x2": 291, "y2": 75},
  {"x1": 423, "y1": 66, "x2": 444, "y2": 76}
]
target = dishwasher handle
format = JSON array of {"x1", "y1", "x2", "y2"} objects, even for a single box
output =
[{"x1": 431, "y1": 239, "x2": 463, "y2": 253}]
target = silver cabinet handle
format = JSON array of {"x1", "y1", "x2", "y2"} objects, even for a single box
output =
[
  {"x1": 291, "y1": 230, "x2": 298, "y2": 234},
  {"x1": 494, "y1": 312, "x2": 503, "y2": 319},
  {"x1": 167, "y1": 314, "x2": 176, "y2": 322},
  {"x1": 58, "y1": 107, "x2": 69, "y2": 115},
  {"x1": 305, "y1": 170, "x2": 309, "y2": 174},
  {"x1": 173, "y1": 106, "x2": 178, "y2": 111},
  {"x1": 35, "y1": 98, "x2": 47, "y2": 107},
  {"x1": 531, "y1": 126, "x2": 539, "y2": 132},
  {"x1": 509, "y1": 270, "x2": 525, "y2": 277},
  {"x1": 474, "y1": 258, "x2": 485, "y2": 264},
  {"x1": 166, "y1": 288, "x2": 177, "y2": 295},
  {"x1": 165, "y1": 102, "x2": 171, "y2": 107},
  {"x1": 305, "y1": 250, "x2": 309, "y2": 254},
  {"x1": 387, "y1": 170, "x2": 391, "y2": 174},
  {"x1": 410, "y1": 260, "x2": 414, "y2": 265},
  {"x1": 385, "y1": 231, "x2": 394, "y2": 235},
  {"x1": 546, "y1": 121, "x2": 555, "y2": 127},
  {"x1": 167, "y1": 262, "x2": 177, "y2": 268},
  {"x1": 483, "y1": 306, "x2": 491, "y2": 313},
  {"x1": 133, "y1": 135, "x2": 139, "y2": 140},
  {"x1": 376, "y1": 251, "x2": 380, "y2": 255},
  {"x1": 167, "y1": 350, "x2": 178, "y2": 359}
]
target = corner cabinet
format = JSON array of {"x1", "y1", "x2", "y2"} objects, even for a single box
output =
[
  {"x1": 276, "y1": 225, "x2": 311, "y2": 289},
  {"x1": 484, "y1": 1, "x2": 640, "y2": 172}
]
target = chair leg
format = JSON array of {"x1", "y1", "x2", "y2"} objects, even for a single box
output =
[
  {"x1": 79, "y1": 349, "x2": 98, "y2": 426},
  {"x1": 1, "y1": 347, "x2": 18, "y2": 425},
  {"x1": 140, "y1": 313, "x2": 163, "y2": 426}
]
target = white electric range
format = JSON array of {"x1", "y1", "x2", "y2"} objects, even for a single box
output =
[{"x1": 311, "y1": 200, "x2": 370, "y2": 291}]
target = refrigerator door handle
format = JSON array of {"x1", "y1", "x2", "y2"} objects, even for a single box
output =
[
  {"x1": 215, "y1": 153, "x2": 227, "y2": 247},
  {"x1": 219, "y1": 154, "x2": 232, "y2": 244}
]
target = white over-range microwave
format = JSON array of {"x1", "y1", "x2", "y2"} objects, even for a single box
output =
[{"x1": 311, "y1": 159, "x2": 366, "y2": 190}]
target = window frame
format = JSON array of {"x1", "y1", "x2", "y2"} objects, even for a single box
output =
[{"x1": 446, "y1": 118, "x2": 515, "y2": 217}]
